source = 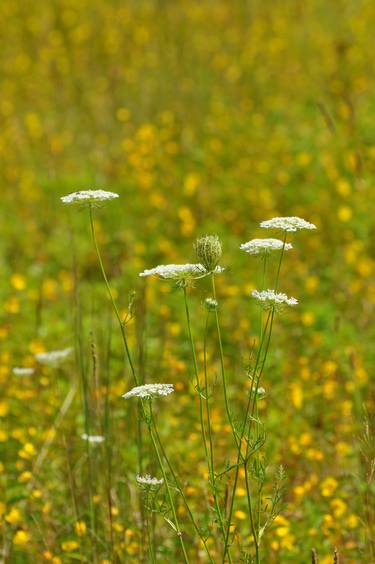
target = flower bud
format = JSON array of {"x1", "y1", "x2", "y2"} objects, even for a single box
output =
[{"x1": 194, "y1": 235, "x2": 222, "y2": 271}]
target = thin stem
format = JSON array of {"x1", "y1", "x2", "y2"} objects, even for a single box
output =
[
  {"x1": 183, "y1": 288, "x2": 229, "y2": 558},
  {"x1": 203, "y1": 311, "x2": 230, "y2": 558},
  {"x1": 223, "y1": 311, "x2": 272, "y2": 562},
  {"x1": 203, "y1": 313, "x2": 215, "y2": 486},
  {"x1": 183, "y1": 286, "x2": 209, "y2": 462},
  {"x1": 274, "y1": 233, "x2": 287, "y2": 292},
  {"x1": 244, "y1": 464, "x2": 259, "y2": 562},
  {"x1": 240, "y1": 235, "x2": 287, "y2": 561},
  {"x1": 153, "y1": 423, "x2": 215, "y2": 564},
  {"x1": 88, "y1": 205, "x2": 137, "y2": 385},
  {"x1": 260, "y1": 256, "x2": 267, "y2": 341},
  {"x1": 148, "y1": 405, "x2": 190, "y2": 563},
  {"x1": 211, "y1": 274, "x2": 239, "y2": 450}
]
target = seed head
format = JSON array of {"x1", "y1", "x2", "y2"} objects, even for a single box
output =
[{"x1": 194, "y1": 235, "x2": 222, "y2": 271}]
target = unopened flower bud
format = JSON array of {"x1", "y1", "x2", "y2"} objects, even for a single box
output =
[{"x1": 194, "y1": 235, "x2": 222, "y2": 271}]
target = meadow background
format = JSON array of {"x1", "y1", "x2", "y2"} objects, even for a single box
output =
[{"x1": 1, "y1": 0, "x2": 375, "y2": 562}]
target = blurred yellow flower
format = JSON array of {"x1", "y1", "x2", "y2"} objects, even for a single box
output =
[
  {"x1": 320, "y1": 477, "x2": 338, "y2": 497},
  {"x1": 75, "y1": 520, "x2": 87, "y2": 536},
  {"x1": 13, "y1": 530, "x2": 30, "y2": 545},
  {"x1": 61, "y1": 540, "x2": 79, "y2": 552}
]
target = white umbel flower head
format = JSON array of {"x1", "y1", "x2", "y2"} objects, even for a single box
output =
[
  {"x1": 139, "y1": 263, "x2": 205, "y2": 280},
  {"x1": 12, "y1": 367, "x2": 35, "y2": 377},
  {"x1": 123, "y1": 383, "x2": 174, "y2": 400},
  {"x1": 139, "y1": 264, "x2": 223, "y2": 282},
  {"x1": 81, "y1": 434, "x2": 105, "y2": 444},
  {"x1": 251, "y1": 289, "x2": 298, "y2": 310},
  {"x1": 205, "y1": 297, "x2": 218, "y2": 311},
  {"x1": 61, "y1": 190, "x2": 119, "y2": 205},
  {"x1": 240, "y1": 238, "x2": 293, "y2": 255},
  {"x1": 35, "y1": 347, "x2": 73, "y2": 366},
  {"x1": 260, "y1": 216, "x2": 316, "y2": 232},
  {"x1": 136, "y1": 474, "x2": 164, "y2": 487},
  {"x1": 252, "y1": 386, "x2": 266, "y2": 398}
]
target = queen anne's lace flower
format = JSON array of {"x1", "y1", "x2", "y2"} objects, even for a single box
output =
[
  {"x1": 139, "y1": 263, "x2": 205, "y2": 279},
  {"x1": 123, "y1": 383, "x2": 174, "y2": 400},
  {"x1": 12, "y1": 367, "x2": 35, "y2": 376},
  {"x1": 252, "y1": 386, "x2": 266, "y2": 397},
  {"x1": 251, "y1": 289, "x2": 298, "y2": 310},
  {"x1": 139, "y1": 264, "x2": 224, "y2": 281},
  {"x1": 260, "y1": 216, "x2": 316, "y2": 232},
  {"x1": 61, "y1": 190, "x2": 119, "y2": 205},
  {"x1": 81, "y1": 434, "x2": 105, "y2": 444},
  {"x1": 136, "y1": 474, "x2": 164, "y2": 486},
  {"x1": 205, "y1": 297, "x2": 218, "y2": 310},
  {"x1": 35, "y1": 347, "x2": 73, "y2": 366},
  {"x1": 240, "y1": 238, "x2": 293, "y2": 255}
]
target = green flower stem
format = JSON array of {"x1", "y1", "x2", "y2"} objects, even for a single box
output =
[
  {"x1": 244, "y1": 464, "x2": 260, "y2": 564},
  {"x1": 222, "y1": 311, "x2": 272, "y2": 563},
  {"x1": 153, "y1": 423, "x2": 215, "y2": 564},
  {"x1": 88, "y1": 205, "x2": 146, "y2": 553},
  {"x1": 88, "y1": 204, "x2": 137, "y2": 385},
  {"x1": 183, "y1": 287, "x2": 229, "y2": 559},
  {"x1": 211, "y1": 274, "x2": 239, "y2": 449},
  {"x1": 182, "y1": 286, "x2": 209, "y2": 463},
  {"x1": 241, "y1": 234, "x2": 287, "y2": 560},
  {"x1": 274, "y1": 233, "x2": 287, "y2": 292},
  {"x1": 148, "y1": 404, "x2": 190, "y2": 564},
  {"x1": 203, "y1": 311, "x2": 230, "y2": 559},
  {"x1": 260, "y1": 256, "x2": 268, "y2": 341}
]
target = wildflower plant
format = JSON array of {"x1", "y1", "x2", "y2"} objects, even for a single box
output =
[{"x1": 62, "y1": 195, "x2": 316, "y2": 564}]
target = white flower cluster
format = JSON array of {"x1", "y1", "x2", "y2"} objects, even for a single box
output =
[
  {"x1": 251, "y1": 289, "x2": 298, "y2": 309},
  {"x1": 205, "y1": 297, "x2": 218, "y2": 310},
  {"x1": 139, "y1": 264, "x2": 224, "y2": 281},
  {"x1": 260, "y1": 216, "x2": 316, "y2": 232},
  {"x1": 61, "y1": 190, "x2": 119, "y2": 205},
  {"x1": 123, "y1": 383, "x2": 174, "y2": 400},
  {"x1": 136, "y1": 474, "x2": 164, "y2": 486},
  {"x1": 240, "y1": 238, "x2": 293, "y2": 255},
  {"x1": 81, "y1": 434, "x2": 105, "y2": 444},
  {"x1": 139, "y1": 263, "x2": 205, "y2": 279},
  {"x1": 35, "y1": 347, "x2": 73, "y2": 366},
  {"x1": 12, "y1": 367, "x2": 35, "y2": 376},
  {"x1": 253, "y1": 386, "x2": 266, "y2": 397}
]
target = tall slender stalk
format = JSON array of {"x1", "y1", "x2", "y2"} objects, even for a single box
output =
[
  {"x1": 72, "y1": 241, "x2": 97, "y2": 561},
  {"x1": 88, "y1": 204, "x2": 146, "y2": 554},
  {"x1": 182, "y1": 286, "x2": 209, "y2": 463},
  {"x1": 222, "y1": 311, "x2": 272, "y2": 562},
  {"x1": 224, "y1": 236, "x2": 288, "y2": 562},
  {"x1": 202, "y1": 309, "x2": 231, "y2": 558},
  {"x1": 183, "y1": 287, "x2": 229, "y2": 559},
  {"x1": 88, "y1": 204, "x2": 137, "y2": 385},
  {"x1": 148, "y1": 403, "x2": 190, "y2": 563},
  {"x1": 153, "y1": 419, "x2": 215, "y2": 564},
  {"x1": 211, "y1": 274, "x2": 239, "y2": 451}
]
